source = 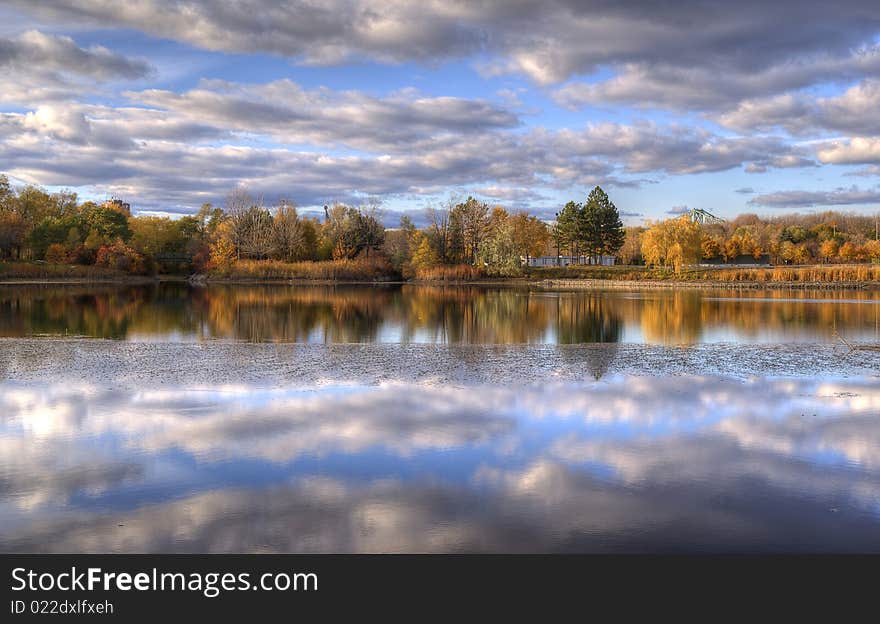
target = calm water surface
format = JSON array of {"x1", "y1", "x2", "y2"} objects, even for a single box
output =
[
  {"x1": 1, "y1": 282, "x2": 880, "y2": 344},
  {"x1": 1, "y1": 284, "x2": 880, "y2": 552}
]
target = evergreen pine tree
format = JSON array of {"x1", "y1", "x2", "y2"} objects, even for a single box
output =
[
  {"x1": 554, "y1": 201, "x2": 581, "y2": 262},
  {"x1": 583, "y1": 186, "x2": 625, "y2": 262},
  {"x1": 578, "y1": 198, "x2": 602, "y2": 261}
]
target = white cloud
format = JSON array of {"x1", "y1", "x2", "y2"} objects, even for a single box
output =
[
  {"x1": 12, "y1": 1, "x2": 880, "y2": 93},
  {"x1": 124, "y1": 79, "x2": 519, "y2": 151},
  {"x1": 718, "y1": 79, "x2": 880, "y2": 136},
  {"x1": 555, "y1": 48, "x2": 880, "y2": 112},
  {"x1": 749, "y1": 185, "x2": 880, "y2": 208},
  {"x1": 817, "y1": 137, "x2": 880, "y2": 165},
  {"x1": 0, "y1": 87, "x2": 814, "y2": 210},
  {"x1": 0, "y1": 30, "x2": 151, "y2": 104}
]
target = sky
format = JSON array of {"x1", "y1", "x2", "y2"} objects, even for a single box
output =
[{"x1": 1, "y1": 1, "x2": 880, "y2": 225}]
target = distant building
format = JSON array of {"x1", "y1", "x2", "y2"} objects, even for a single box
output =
[
  {"x1": 102, "y1": 198, "x2": 131, "y2": 216},
  {"x1": 700, "y1": 254, "x2": 771, "y2": 266},
  {"x1": 524, "y1": 255, "x2": 616, "y2": 267}
]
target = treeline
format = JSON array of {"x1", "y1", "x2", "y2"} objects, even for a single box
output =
[
  {"x1": 206, "y1": 191, "x2": 560, "y2": 278},
  {"x1": 1, "y1": 174, "x2": 609, "y2": 278},
  {"x1": 0, "y1": 175, "x2": 395, "y2": 275},
  {"x1": 625, "y1": 211, "x2": 880, "y2": 273},
  {"x1": 6, "y1": 168, "x2": 878, "y2": 281}
]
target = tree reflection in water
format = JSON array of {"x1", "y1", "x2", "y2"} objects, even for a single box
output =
[
  {"x1": 553, "y1": 293, "x2": 621, "y2": 380},
  {"x1": 0, "y1": 283, "x2": 879, "y2": 345}
]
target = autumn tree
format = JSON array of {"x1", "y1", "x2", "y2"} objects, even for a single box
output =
[
  {"x1": 510, "y1": 211, "x2": 549, "y2": 263},
  {"x1": 619, "y1": 227, "x2": 644, "y2": 265},
  {"x1": 208, "y1": 221, "x2": 237, "y2": 275},
  {"x1": 0, "y1": 212, "x2": 27, "y2": 258},
  {"x1": 641, "y1": 216, "x2": 702, "y2": 273},
  {"x1": 44, "y1": 243, "x2": 69, "y2": 264},
  {"x1": 322, "y1": 203, "x2": 385, "y2": 259},
  {"x1": 234, "y1": 206, "x2": 275, "y2": 259},
  {"x1": 863, "y1": 239, "x2": 880, "y2": 263},
  {"x1": 409, "y1": 233, "x2": 439, "y2": 272},
  {"x1": 383, "y1": 214, "x2": 417, "y2": 271},
  {"x1": 0, "y1": 174, "x2": 13, "y2": 213},
  {"x1": 129, "y1": 216, "x2": 169, "y2": 257},
  {"x1": 452, "y1": 196, "x2": 490, "y2": 265},
  {"x1": 701, "y1": 234, "x2": 722, "y2": 260},
  {"x1": 224, "y1": 188, "x2": 274, "y2": 259},
  {"x1": 819, "y1": 239, "x2": 839, "y2": 263},
  {"x1": 194, "y1": 202, "x2": 226, "y2": 239},
  {"x1": 82, "y1": 202, "x2": 132, "y2": 244},
  {"x1": 478, "y1": 207, "x2": 521, "y2": 270},
  {"x1": 838, "y1": 241, "x2": 860, "y2": 262},
  {"x1": 272, "y1": 201, "x2": 306, "y2": 261},
  {"x1": 425, "y1": 200, "x2": 455, "y2": 263}
]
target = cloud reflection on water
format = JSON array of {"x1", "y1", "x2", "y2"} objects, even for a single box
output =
[{"x1": 2, "y1": 375, "x2": 880, "y2": 552}]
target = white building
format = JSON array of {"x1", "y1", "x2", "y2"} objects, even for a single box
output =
[{"x1": 524, "y1": 255, "x2": 616, "y2": 267}]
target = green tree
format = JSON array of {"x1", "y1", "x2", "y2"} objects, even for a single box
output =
[
  {"x1": 14, "y1": 185, "x2": 56, "y2": 226},
  {"x1": 194, "y1": 202, "x2": 226, "y2": 239},
  {"x1": 554, "y1": 201, "x2": 581, "y2": 261},
  {"x1": 83, "y1": 204, "x2": 131, "y2": 242},
  {"x1": 580, "y1": 186, "x2": 624, "y2": 261},
  {"x1": 478, "y1": 207, "x2": 520, "y2": 270},
  {"x1": 29, "y1": 214, "x2": 85, "y2": 258}
]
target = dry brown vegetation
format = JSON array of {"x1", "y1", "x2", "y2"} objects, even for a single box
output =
[
  {"x1": 529, "y1": 263, "x2": 880, "y2": 284},
  {"x1": 0, "y1": 261, "x2": 127, "y2": 280},
  {"x1": 413, "y1": 264, "x2": 488, "y2": 281},
  {"x1": 710, "y1": 265, "x2": 880, "y2": 283},
  {"x1": 219, "y1": 255, "x2": 398, "y2": 281}
]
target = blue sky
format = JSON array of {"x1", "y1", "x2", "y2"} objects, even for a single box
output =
[{"x1": 1, "y1": 1, "x2": 880, "y2": 225}]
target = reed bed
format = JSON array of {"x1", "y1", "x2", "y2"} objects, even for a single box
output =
[
  {"x1": 706, "y1": 265, "x2": 880, "y2": 283},
  {"x1": 413, "y1": 264, "x2": 488, "y2": 281},
  {"x1": 221, "y1": 256, "x2": 399, "y2": 281},
  {"x1": 531, "y1": 264, "x2": 880, "y2": 283},
  {"x1": 0, "y1": 261, "x2": 123, "y2": 279}
]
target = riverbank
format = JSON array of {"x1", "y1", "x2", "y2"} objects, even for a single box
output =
[
  {"x1": 1, "y1": 275, "x2": 877, "y2": 290},
  {"x1": 534, "y1": 278, "x2": 880, "y2": 290}
]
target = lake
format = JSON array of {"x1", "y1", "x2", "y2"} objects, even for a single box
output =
[
  {"x1": 1, "y1": 283, "x2": 880, "y2": 552},
  {"x1": 2, "y1": 282, "x2": 880, "y2": 344}
]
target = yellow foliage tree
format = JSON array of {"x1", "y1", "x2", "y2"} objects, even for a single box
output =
[
  {"x1": 409, "y1": 234, "x2": 440, "y2": 272},
  {"x1": 862, "y1": 239, "x2": 880, "y2": 263},
  {"x1": 838, "y1": 241, "x2": 860, "y2": 262},
  {"x1": 819, "y1": 239, "x2": 839, "y2": 263},
  {"x1": 208, "y1": 222, "x2": 236, "y2": 275},
  {"x1": 700, "y1": 234, "x2": 722, "y2": 260},
  {"x1": 641, "y1": 216, "x2": 702, "y2": 273},
  {"x1": 44, "y1": 243, "x2": 69, "y2": 264}
]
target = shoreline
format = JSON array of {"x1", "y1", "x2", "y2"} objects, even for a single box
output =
[
  {"x1": 531, "y1": 278, "x2": 880, "y2": 290},
  {"x1": 0, "y1": 274, "x2": 878, "y2": 290}
]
